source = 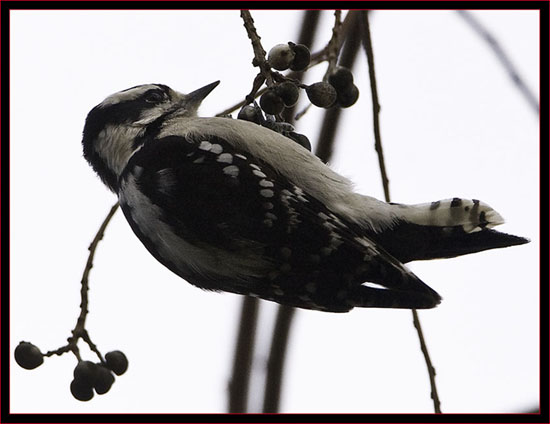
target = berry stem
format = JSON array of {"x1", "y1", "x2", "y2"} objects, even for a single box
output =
[
  {"x1": 240, "y1": 11, "x2": 275, "y2": 89},
  {"x1": 42, "y1": 202, "x2": 119, "y2": 362},
  {"x1": 73, "y1": 202, "x2": 119, "y2": 357}
]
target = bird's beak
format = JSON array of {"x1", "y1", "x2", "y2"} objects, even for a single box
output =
[{"x1": 183, "y1": 80, "x2": 220, "y2": 112}]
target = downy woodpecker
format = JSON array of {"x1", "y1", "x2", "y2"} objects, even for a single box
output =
[{"x1": 82, "y1": 81, "x2": 528, "y2": 312}]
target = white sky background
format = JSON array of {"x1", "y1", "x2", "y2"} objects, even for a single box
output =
[{"x1": 10, "y1": 10, "x2": 539, "y2": 414}]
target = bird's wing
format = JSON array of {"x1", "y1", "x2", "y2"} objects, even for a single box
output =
[{"x1": 119, "y1": 133, "x2": 440, "y2": 310}]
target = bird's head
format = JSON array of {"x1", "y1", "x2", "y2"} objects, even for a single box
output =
[{"x1": 82, "y1": 81, "x2": 219, "y2": 192}]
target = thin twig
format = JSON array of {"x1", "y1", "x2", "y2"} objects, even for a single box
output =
[
  {"x1": 412, "y1": 309, "x2": 441, "y2": 413},
  {"x1": 77, "y1": 202, "x2": 120, "y2": 331},
  {"x1": 240, "y1": 10, "x2": 268, "y2": 74},
  {"x1": 325, "y1": 10, "x2": 343, "y2": 70},
  {"x1": 240, "y1": 10, "x2": 276, "y2": 99},
  {"x1": 359, "y1": 11, "x2": 390, "y2": 202},
  {"x1": 44, "y1": 202, "x2": 120, "y2": 362},
  {"x1": 360, "y1": 11, "x2": 442, "y2": 414},
  {"x1": 457, "y1": 10, "x2": 539, "y2": 115}
]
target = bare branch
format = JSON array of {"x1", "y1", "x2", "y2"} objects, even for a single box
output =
[
  {"x1": 43, "y1": 202, "x2": 120, "y2": 363},
  {"x1": 359, "y1": 11, "x2": 390, "y2": 203},
  {"x1": 412, "y1": 309, "x2": 442, "y2": 413},
  {"x1": 457, "y1": 10, "x2": 539, "y2": 115},
  {"x1": 262, "y1": 305, "x2": 296, "y2": 412},
  {"x1": 227, "y1": 296, "x2": 259, "y2": 412},
  {"x1": 359, "y1": 11, "x2": 442, "y2": 413}
]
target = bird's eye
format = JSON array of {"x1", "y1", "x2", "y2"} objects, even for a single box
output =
[{"x1": 144, "y1": 91, "x2": 164, "y2": 104}]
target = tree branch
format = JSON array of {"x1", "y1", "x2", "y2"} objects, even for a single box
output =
[
  {"x1": 227, "y1": 296, "x2": 259, "y2": 412},
  {"x1": 43, "y1": 202, "x2": 120, "y2": 362},
  {"x1": 457, "y1": 10, "x2": 539, "y2": 115},
  {"x1": 412, "y1": 309, "x2": 442, "y2": 413},
  {"x1": 359, "y1": 11, "x2": 442, "y2": 414},
  {"x1": 262, "y1": 305, "x2": 296, "y2": 412}
]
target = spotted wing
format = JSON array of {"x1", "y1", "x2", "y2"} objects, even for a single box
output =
[{"x1": 119, "y1": 134, "x2": 440, "y2": 311}]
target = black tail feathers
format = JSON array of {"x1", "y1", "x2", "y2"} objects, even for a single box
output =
[
  {"x1": 372, "y1": 222, "x2": 529, "y2": 263},
  {"x1": 349, "y1": 285, "x2": 442, "y2": 309}
]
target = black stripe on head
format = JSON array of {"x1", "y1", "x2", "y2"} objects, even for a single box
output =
[
  {"x1": 81, "y1": 84, "x2": 175, "y2": 192},
  {"x1": 84, "y1": 84, "x2": 173, "y2": 138}
]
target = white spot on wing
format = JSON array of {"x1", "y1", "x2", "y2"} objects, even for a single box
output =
[
  {"x1": 253, "y1": 170, "x2": 267, "y2": 178},
  {"x1": 198, "y1": 141, "x2": 212, "y2": 151},
  {"x1": 217, "y1": 153, "x2": 233, "y2": 164},
  {"x1": 223, "y1": 165, "x2": 239, "y2": 177},
  {"x1": 211, "y1": 144, "x2": 223, "y2": 154}
]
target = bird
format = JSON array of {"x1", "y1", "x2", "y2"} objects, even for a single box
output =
[{"x1": 82, "y1": 81, "x2": 529, "y2": 312}]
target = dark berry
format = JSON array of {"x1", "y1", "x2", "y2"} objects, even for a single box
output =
[
  {"x1": 286, "y1": 132, "x2": 311, "y2": 151},
  {"x1": 73, "y1": 360, "x2": 98, "y2": 384},
  {"x1": 237, "y1": 104, "x2": 262, "y2": 125},
  {"x1": 94, "y1": 364, "x2": 115, "y2": 395},
  {"x1": 71, "y1": 378, "x2": 94, "y2": 401},
  {"x1": 260, "y1": 91, "x2": 284, "y2": 115},
  {"x1": 105, "y1": 350, "x2": 128, "y2": 376},
  {"x1": 289, "y1": 43, "x2": 311, "y2": 71},
  {"x1": 275, "y1": 82, "x2": 299, "y2": 107},
  {"x1": 14, "y1": 342, "x2": 43, "y2": 370},
  {"x1": 306, "y1": 82, "x2": 337, "y2": 108},
  {"x1": 328, "y1": 66, "x2": 354, "y2": 90},
  {"x1": 268, "y1": 44, "x2": 295, "y2": 71},
  {"x1": 337, "y1": 84, "x2": 360, "y2": 108}
]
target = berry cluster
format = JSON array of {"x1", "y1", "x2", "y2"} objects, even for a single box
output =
[
  {"x1": 267, "y1": 42, "x2": 310, "y2": 72},
  {"x1": 238, "y1": 102, "x2": 312, "y2": 151},
  {"x1": 71, "y1": 351, "x2": 128, "y2": 401},
  {"x1": 258, "y1": 42, "x2": 359, "y2": 117},
  {"x1": 328, "y1": 66, "x2": 360, "y2": 108},
  {"x1": 15, "y1": 341, "x2": 128, "y2": 402}
]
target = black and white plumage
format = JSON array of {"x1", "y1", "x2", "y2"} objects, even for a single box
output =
[{"x1": 82, "y1": 82, "x2": 529, "y2": 312}]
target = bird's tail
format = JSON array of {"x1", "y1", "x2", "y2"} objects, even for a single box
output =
[
  {"x1": 371, "y1": 198, "x2": 529, "y2": 263},
  {"x1": 349, "y1": 284, "x2": 442, "y2": 309}
]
